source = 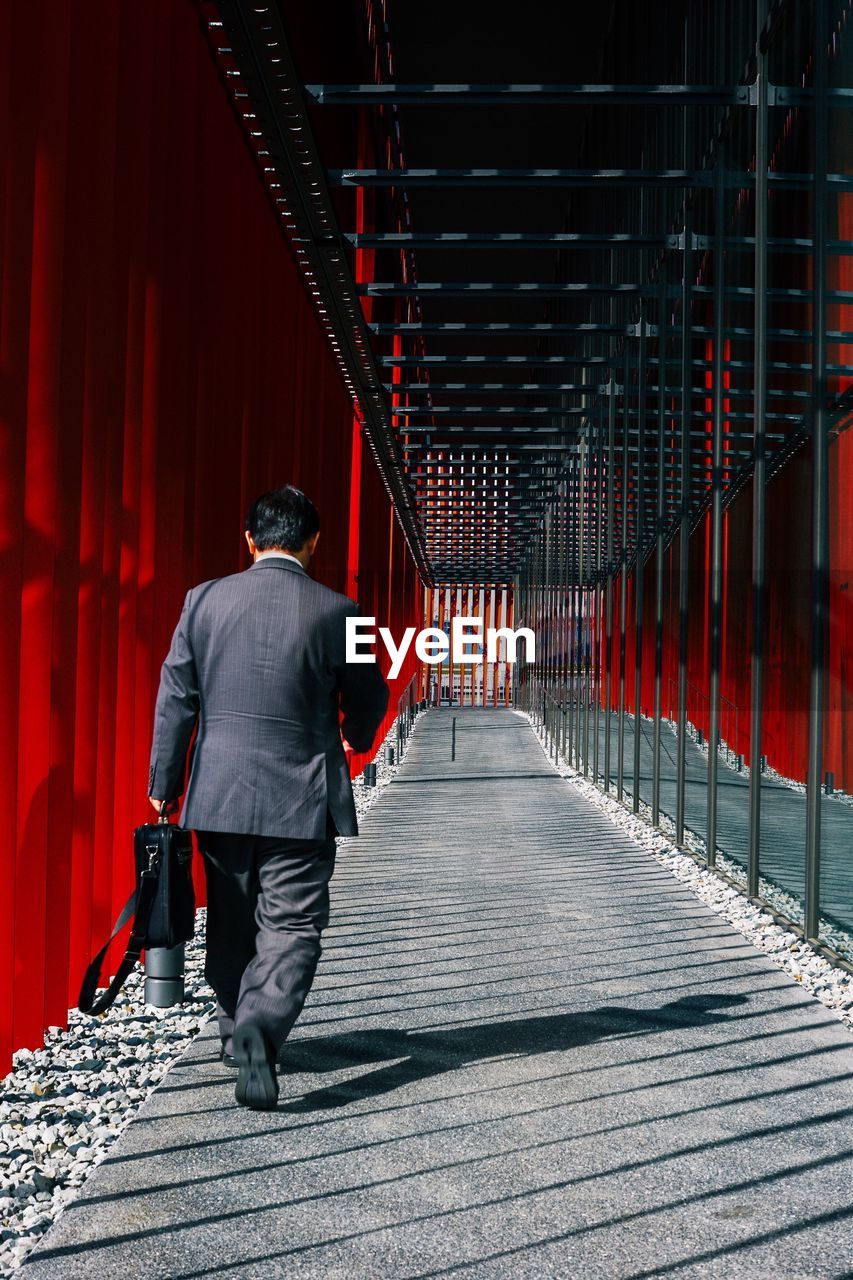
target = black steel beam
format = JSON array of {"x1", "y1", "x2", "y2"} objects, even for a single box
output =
[
  {"x1": 380, "y1": 355, "x2": 853, "y2": 371},
  {"x1": 347, "y1": 232, "x2": 676, "y2": 249},
  {"x1": 332, "y1": 167, "x2": 717, "y2": 188},
  {"x1": 330, "y1": 168, "x2": 852, "y2": 190},
  {"x1": 360, "y1": 282, "x2": 851, "y2": 301},
  {"x1": 306, "y1": 83, "x2": 752, "y2": 106},
  {"x1": 372, "y1": 322, "x2": 632, "y2": 334},
  {"x1": 344, "y1": 231, "x2": 853, "y2": 254},
  {"x1": 360, "y1": 282, "x2": 671, "y2": 297}
]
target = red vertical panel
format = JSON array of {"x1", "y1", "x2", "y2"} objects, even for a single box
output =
[
  {"x1": 0, "y1": 0, "x2": 425, "y2": 1070},
  {"x1": 67, "y1": 2, "x2": 121, "y2": 1007},
  {"x1": 43, "y1": 3, "x2": 98, "y2": 1029},
  {"x1": 14, "y1": 5, "x2": 72, "y2": 1050},
  {"x1": 0, "y1": 0, "x2": 34, "y2": 1065}
]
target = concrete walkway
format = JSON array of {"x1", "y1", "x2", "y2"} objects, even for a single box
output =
[{"x1": 22, "y1": 710, "x2": 853, "y2": 1279}]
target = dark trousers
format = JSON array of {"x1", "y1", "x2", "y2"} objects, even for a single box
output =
[{"x1": 197, "y1": 815, "x2": 337, "y2": 1056}]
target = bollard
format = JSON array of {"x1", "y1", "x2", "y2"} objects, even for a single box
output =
[
  {"x1": 737, "y1": 754, "x2": 744, "y2": 773},
  {"x1": 387, "y1": 744, "x2": 395, "y2": 766},
  {"x1": 760, "y1": 754, "x2": 767, "y2": 773},
  {"x1": 145, "y1": 945, "x2": 185, "y2": 1008},
  {"x1": 825, "y1": 771, "x2": 834, "y2": 795},
  {"x1": 451, "y1": 716, "x2": 457, "y2": 761},
  {"x1": 364, "y1": 762, "x2": 377, "y2": 787}
]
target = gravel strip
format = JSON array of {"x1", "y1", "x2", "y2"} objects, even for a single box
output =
[
  {"x1": 0, "y1": 708, "x2": 423, "y2": 1276},
  {"x1": 519, "y1": 709, "x2": 853, "y2": 1034}
]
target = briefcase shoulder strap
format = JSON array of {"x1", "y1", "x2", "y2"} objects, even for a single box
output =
[{"x1": 77, "y1": 856, "x2": 163, "y2": 1016}]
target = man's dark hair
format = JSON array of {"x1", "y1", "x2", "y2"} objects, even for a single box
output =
[{"x1": 245, "y1": 485, "x2": 320, "y2": 552}]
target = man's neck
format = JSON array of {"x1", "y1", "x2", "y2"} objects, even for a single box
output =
[{"x1": 254, "y1": 548, "x2": 308, "y2": 569}]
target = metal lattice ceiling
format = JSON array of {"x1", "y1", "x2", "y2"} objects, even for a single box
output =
[{"x1": 203, "y1": 0, "x2": 853, "y2": 585}]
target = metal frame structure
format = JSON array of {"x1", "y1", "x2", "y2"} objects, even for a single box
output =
[{"x1": 204, "y1": 0, "x2": 853, "y2": 965}]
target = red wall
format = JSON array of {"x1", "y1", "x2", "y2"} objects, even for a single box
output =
[{"x1": 0, "y1": 0, "x2": 421, "y2": 1071}]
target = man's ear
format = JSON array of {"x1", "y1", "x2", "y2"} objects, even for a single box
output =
[
  {"x1": 245, "y1": 530, "x2": 256, "y2": 557},
  {"x1": 308, "y1": 530, "x2": 321, "y2": 555}
]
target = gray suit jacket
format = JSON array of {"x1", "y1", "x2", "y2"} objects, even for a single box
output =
[{"x1": 148, "y1": 557, "x2": 389, "y2": 839}]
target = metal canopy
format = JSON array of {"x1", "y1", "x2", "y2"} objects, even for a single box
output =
[{"x1": 203, "y1": 0, "x2": 851, "y2": 585}]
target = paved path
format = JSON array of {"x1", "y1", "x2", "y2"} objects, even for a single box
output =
[{"x1": 22, "y1": 709, "x2": 853, "y2": 1279}]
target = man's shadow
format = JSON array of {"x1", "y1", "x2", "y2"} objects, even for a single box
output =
[{"x1": 279, "y1": 994, "x2": 748, "y2": 1113}]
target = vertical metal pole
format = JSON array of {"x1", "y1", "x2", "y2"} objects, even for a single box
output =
[
  {"x1": 593, "y1": 402, "x2": 604, "y2": 783},
  {"x1": 675, "y1": 12, "x2": 693, "y2": 846},
  {"x1": 632, "y1": 308, "x2": 648, "y2": 812},
  {"x1": 747, "y1": 0, "x2": 769, "y2": 898},
  {"x1": 576, "y1": 433, "x2": 587, "y2": 772},
  {"x1": 556, "y1": 477, "x2": 566, "y2": 710},
  {"x1": 566, "y1": 457, "x2": 576, "y2": 764},
  {"x1": 675, "y1": 210, "x2": 693, "y2": 844},
  {"x1": 558, "y1": 481, "x2": 563, "y2": 757},
  {"x1": 617, "y1": 345, "x2": 630, "y2": 801},
  {"x1": 583, "y1": 412, "x2": 593, "y2": 778},
  {"x1": 706, "y1": 157, "x2": 726, "y2": 869},
  {"x1": 805, "y1": 0, "x2": 828, "y2": 940},
  {"x1": 543, "y1": 509, "x2": 552, "y2": 704},
  {"x1": 652, "y1": 277, "x2": 667, "y2": 826},
  {"x1": 603, "y1": 381, "x2": 616, "y2": 792}
]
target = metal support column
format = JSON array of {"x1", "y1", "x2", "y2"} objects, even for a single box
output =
[
  {"x1": 652, "y1": 277, "x2": 667, "y2": 826},
  {"x1": 675, "y1": 210, "x2": 693, "y2": 844},
  {"x1": 575, "y1": 438, "x2": 587, "y2": 768},
  {"x1": 805, "y1": 0, "x2": 828, "y2": 940},
  {"x1": 706, "y1": 157, "x2": 726, "y2": 869},
  {"x1": 567, "y1": 457, "x2": 577, "y2": 764},
  {"x1": 747, "y1": 1, "x2": 769, "y2": 898},
  {"x1": 603, "y1": 383, "x2": 616, "y2": 792},
  {"x1": 582, "y1": 417, "x2": 593, "y2": 776},
  {"x1": 617, "y1": 345, "x2": 630, "y2": 801},
  {"x1": 632, "y1": 308, "x2": 648, "y2": 812},
  {"x1": 593, "y1": 402, "x2": 604, "y2": 783}
]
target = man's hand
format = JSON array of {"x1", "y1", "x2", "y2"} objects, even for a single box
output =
[{"x1": 149, "y1": 796, "x2": 179, "y2": 816}]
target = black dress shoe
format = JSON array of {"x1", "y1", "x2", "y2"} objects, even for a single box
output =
[
  {"x1": 220, "y1": 1047, "x2": 238, "y2": 1069},
  {"x1": 234, "y1": 1021, "x2": 279, "y2": 1111}
]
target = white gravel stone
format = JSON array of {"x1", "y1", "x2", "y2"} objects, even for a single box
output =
[
  {"x1": 0, "y1": 707, "x2": 423, "y2": 1276},
  {"x1": 519, "y1": 708, "x2": 853, "y2": 1035}
]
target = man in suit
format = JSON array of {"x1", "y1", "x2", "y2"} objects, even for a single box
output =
[{"x1": 148, "y1": 485, "x2": 388, "y2": 1110}]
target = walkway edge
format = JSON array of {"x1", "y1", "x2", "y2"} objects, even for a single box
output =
[{"x1": 516, "y1": 709, "x2": 853, "y2": 1037}]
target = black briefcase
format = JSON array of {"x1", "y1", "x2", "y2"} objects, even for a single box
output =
[{"x1": 78, "y1": 808, "x2": 195, "y2": 1016}]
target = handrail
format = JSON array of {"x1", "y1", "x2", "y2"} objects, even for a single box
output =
[{"x1": 395, "y1": 671, "x2": 421, "y2": 757}]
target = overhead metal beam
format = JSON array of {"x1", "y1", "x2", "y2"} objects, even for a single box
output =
[
  {"x1": 381, "y1": 354, "x2": 853, "y2": 371},
  {"x1": 306, "y1": 83, "x2": 752, "y2": 106},
  {"x1": 344, "y1": 231, "x2": 853, "y2": 254},
  {"x1": 371, "y1": 322, "x2": 633, "y2": 334},
  {"x1": 347, "y1": 231, "x2": 677, "y2": 249},
  {"x1": 330, "y1": 168, "x2": 852, "y2": 190},
  {"x1": 386, "y1": 381, "x2": 812, "y2": 399},
  {"x1": 332, "y1": 167, "x2": 717, "y2": 188},
  {"x1": 360, "y1": 282, "x2": 851, "y2": 301},
  {"x1": 360, "y1": 281, "x2": 671, "y2": 297}
]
